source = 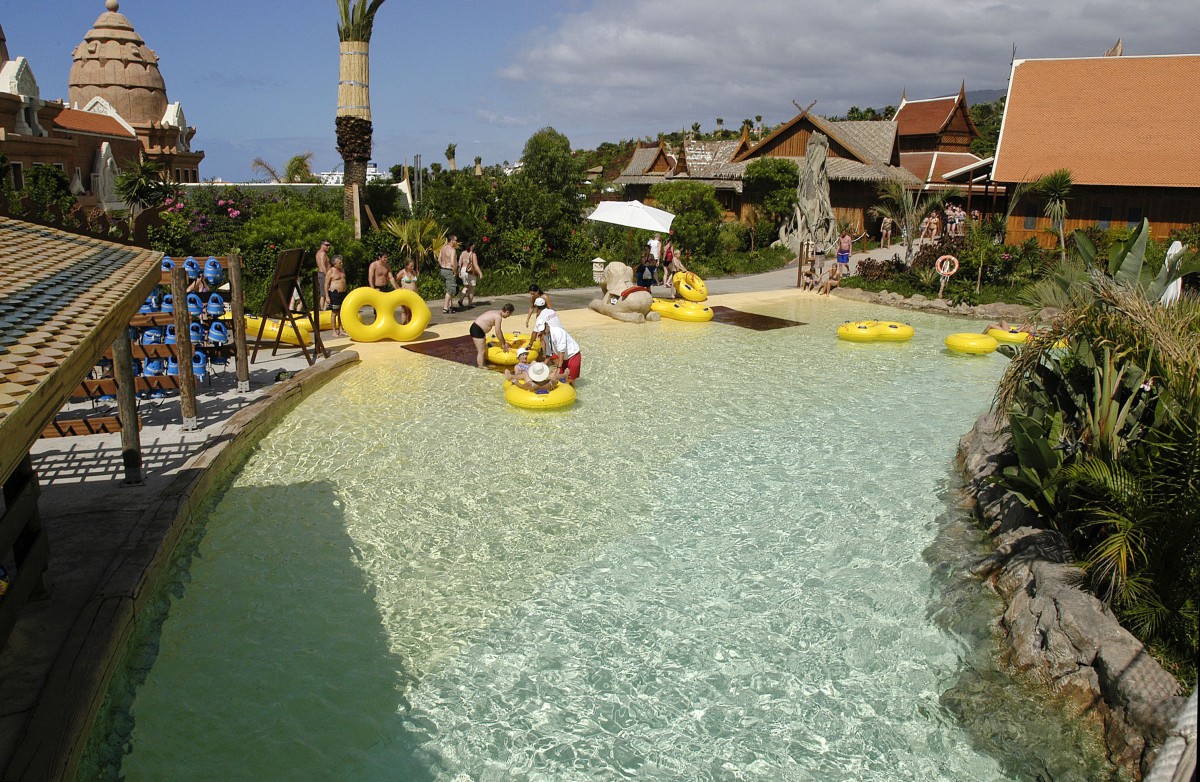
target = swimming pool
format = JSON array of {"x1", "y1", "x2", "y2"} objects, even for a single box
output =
[{"x1": 85, "y1": 293, "x2": 1108, "y2": 780}]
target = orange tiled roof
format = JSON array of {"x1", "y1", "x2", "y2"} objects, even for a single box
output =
[
  {"x1": 894, "y1": 96, "x2": 958, "y2": 137},
  {"x1": 52, "y1": 107, "x2": 135, "y2": 138},
  {"x1": 900, "y1": 151, "x2": 983, "y2": 185},
  {"x1": 993, "y1": 54, "x2": 1200, "y2": 187}
]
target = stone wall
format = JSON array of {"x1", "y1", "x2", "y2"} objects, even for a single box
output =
[
  {"x1": 957, "y1": 412, "x2": 1186, "y2": 779},
  {"x1": 832, "y1": 285, "x2": 1038, "y2": 321}
]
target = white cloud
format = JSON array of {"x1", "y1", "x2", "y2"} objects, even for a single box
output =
[
  {"x1": 499, "y1": 0, "x2": 1199, "y2": 140},
  {"x1": 477, "y1": 108, "x2": 530, "y2": 127}
]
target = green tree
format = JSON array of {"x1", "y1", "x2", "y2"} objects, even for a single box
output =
[
  {"x1": 115, "y1": 159, "x2": 171, "y2": 215},
  {"x1": 868, "y1": 181, "x2": 957, "y2": 264},
  {"x1": 969, "y1": 97, "x2": 1005, "y2": 157},
  {"x1": 335, "y1": 0, "x2": 386, "y2": 221},
  {"x1": 647, "y1": 181, "x2": 722, "y2": 261},
  {"x1": 1037, "y1": 168, "x2": 1073, "y2": 264},
  {"x1": 691, "y1": 122, "x2": 701, "y2": 135},
  {"x1": 17, "y1": 164, "x2": 77, "y2": 221},
  {"x1": 743, "y1": 158, "x2": 799, "y2": 228}
]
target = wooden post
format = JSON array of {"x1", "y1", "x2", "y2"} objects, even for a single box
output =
[
  {"x1": 229, "y1": 254, "x2": 250, "y2": 392},
  {"x1": 111, "y1": 334, "x2": 143, "y2": 484},
  {"x1": 169, "y1": 267, "x2": 198, "y2": 430}
]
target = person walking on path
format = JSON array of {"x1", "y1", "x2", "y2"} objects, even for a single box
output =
[
  {"x1": 470, "y1": 304, "x2": 514, "y2": 367},
  {"x1": 880, "y1": 217, "x2": 892, "y2": 248},
  {"x1": 438, "y1": 235, "x2": 460, "y2": 313},
  {"x1": 315, "y1": 239, "x2": 332, "y2": 309},
  {"x1": 325, "y1": 256, "x2": 348, "y2": 336},
  {"x1": 457, "y1": 243, "x2": 482, "y2": 309},
  {"x1": 835, "y1": 229, "x2": 852, "y2": 271},
  {"x1": 368, "y1": 253, "x2": 396, "y2": 291}
]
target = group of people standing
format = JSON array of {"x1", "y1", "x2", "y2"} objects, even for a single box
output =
[
  {"x1": 877, "y1": 204, "x2": 982, "y2": 247},
  {"x1": 437, "y1": 235, "x2": 483, "y2": 314},
  {"x1": 635, "y1": 232, "x2": 688, "y2": 291},
  {"x1": 468, "y1": 290, "x2": 582, "y2": 384}
]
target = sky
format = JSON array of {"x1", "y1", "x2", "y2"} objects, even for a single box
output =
[{"x1": 4, "y1": 0, "x2": 1197, "y2": 182}]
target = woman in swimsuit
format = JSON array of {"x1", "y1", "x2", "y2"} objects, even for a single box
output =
[
  {"x1": 457, "y1": 244, "x2": 482, "y2": 309},
  {"x1": 526, "y1": 284, "x2": 551, "y2": 328},
  {"x1": 398, "y1": 259, "x2": 419, "y2": 324}
]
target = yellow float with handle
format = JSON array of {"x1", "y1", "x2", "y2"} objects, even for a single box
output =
[
  {"x1": 485, "y1": 332, "x2": 540, "y2": 366},
  {"x1": 340, "y1": 287, "x2": 431, "y2": 342},
  {"x1": 986, "y1": 327, "x2": 1031, "y2": 345},
  {"x1": 673, "y1": 272, "x2": 709, "y2": 302},
  {"x1": 836, "y1": 321, "x2": 914, "y2": 342},
  {"x1": 503, "y1": 379, "x2": 577, "y2": 410},
  {"x1": 651, "y1": 298, "x2": 714, "y2": 322},
  {"x1": 245, "y1": 315, "x2": 312, "y2": 346},
  {"x1": 945, "y1": 333, "x2": 999, "y2": 355}
]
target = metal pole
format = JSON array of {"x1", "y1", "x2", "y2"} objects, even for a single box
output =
[
  {"x1": 111, "y1": 333, "x2": 143, "y2": 484},
  {"x1": 169, "y1": 267, "x2": 198, "y2": 430}
]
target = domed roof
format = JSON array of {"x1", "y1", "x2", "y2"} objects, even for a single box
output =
[{"x1": 68, "y1": 1, "x2": 168, "y2": 126}]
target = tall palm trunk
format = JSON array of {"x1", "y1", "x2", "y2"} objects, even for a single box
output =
[{"x1": 337, "y1": 42, "x2": 373, "y2": 221}]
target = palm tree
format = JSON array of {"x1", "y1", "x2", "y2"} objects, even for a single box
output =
[
  {"x1": 336, "y1": 0, "x2": 387, "y2": 222},
  {"x1": 868, "y1": 181, "x2": 957, "y2": 264},
  {"x1": 715, "y1": 117, "x2": 724, "y2": 137},
  {"x1": 115, "y1": 159, "x2": 170, "y2": 215},
  {"x1": 754, "y1": 114, "x2": 763, "y2": 138},
  {"x1": 1036, "y1": 168, "x2": 1073, "y2": 264},
  {"x1": 474, "y1": 156, "x2": 482, "y2": 176},
  {"x1": 382, "y1": 214, "x2": 446, "y2": 268},
  {"x1": 691, "y1": 122, "x2": 701, "y2": 135},
  {"x1": 445, "y1": 143, "x2": 457, "y2": 172},
  {"x1": 251, "y1": 153, "x2": 319, "y2": 183}
]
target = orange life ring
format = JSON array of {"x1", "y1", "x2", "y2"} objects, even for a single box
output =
[{"x1": 935, "y1": 255, "x2": 960, "y2": 276}]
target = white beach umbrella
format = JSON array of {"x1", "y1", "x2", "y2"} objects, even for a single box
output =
[{"x1": 587, "y1": 200, "x2": 675, "y2": 233}]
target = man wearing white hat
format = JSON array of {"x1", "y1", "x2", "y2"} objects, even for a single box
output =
[{"x1": 539, "y1": 323, "x2": 581, "y2": 383}]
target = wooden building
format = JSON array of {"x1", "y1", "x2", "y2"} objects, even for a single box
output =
[
  {"x1": 616, "y1": 108, "x2": 918, "y2": 233},
  {"x1": 893, "y1": 83, "x2": 978, "y2": 153},
  {"x1": 992, "y1": 54, "x2": 1200, "y2": 245}
]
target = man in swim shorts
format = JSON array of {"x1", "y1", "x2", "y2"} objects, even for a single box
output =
[
  {"x1": 325, "y1": 256, "x2": 348, "y2": 336},
  {"x1": 438, "y1": 235, "x2": 460, "y2": 313},
  {"x1": 470, "y1": 303, "x2": 514, "y2": 368},
  {"x1": 836, "y1": 229, "x2": 852, "y2": 268},
  {"x1": 540, "y1": 322, "x2": 581, "y2": 383}
]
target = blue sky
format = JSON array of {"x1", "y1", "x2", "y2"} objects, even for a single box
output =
[{"x1": 5, "y1": 0, "x2": 1197, "y2": 182}]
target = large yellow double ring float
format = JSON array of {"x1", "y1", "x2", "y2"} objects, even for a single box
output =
[
  {"x1": 503, "y1": 380, "x2": 577, "y2": 410},
  {"x1": 945, "y1": 332, "x2": 999, "y2": 355},
  {"x1": 339, "y1": 287, "x2": 431, "y2": 342},
  {"x1": 651, "y1": 298, "x2": 714, "y2": 322},
  {"x1": 837, "y1": 320, "x2": 915, "y2": 342},
  {"x1": 673, "y1": 272, "x2": 708, "y2": 302},
  {"x1": 486, "y1": 332, "x2": 540, "y2": 366}
]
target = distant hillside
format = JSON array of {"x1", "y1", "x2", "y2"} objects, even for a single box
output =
[{"x1": 966, "y1": 88, "x2": 1006, "y2": 105}]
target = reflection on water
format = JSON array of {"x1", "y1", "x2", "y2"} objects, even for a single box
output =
[{"x1": 85, "y1": 294, "x2": 1108, "y2": 780}]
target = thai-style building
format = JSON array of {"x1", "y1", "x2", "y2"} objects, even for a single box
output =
[
  {"x1": 991, "y1": 54, "x2": 1200, "y2": 245},
  {"x1": 0, "y1": 1, "x2": 202, "y2": 211},
  {"x1": 893, "y1": 83, "x2": 985, "y2": 192},
  {"x1": 616, "y1": 108, "x2": 919, "y2": 234}
]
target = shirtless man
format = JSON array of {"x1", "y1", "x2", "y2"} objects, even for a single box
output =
[
  {"x1": 325, "y1": 256, "x2": 348, "y2": 336},
  {"x1": 315, "y1": 240, "x2": 332, "y2": 309},
  {"x1": 368, "y1": 253, "x2": 396, "y2": 291},
  {"x1": 469, "y1": 303, "x2": 514, "y2": 367},
  {"x1": 800, "y1": 257, "x2": 819, "y2": 291},
  {"x1": 835, "y1": 229, "x2": 852, "y2": 271},
  {"x1": 438, "y1": 235, "x2": 459, "y2": 313}
]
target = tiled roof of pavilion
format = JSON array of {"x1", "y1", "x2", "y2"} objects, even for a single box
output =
[
  {"x1": 894, "y1": 95, "x2": 959, "y2": 137},
  {"x1": 51, "y1": 107, "x2": 136, "y2": 138},
  {"x1": 0, "y1": 215, "x2": 162, "y2": 484},
  {"x1": 993, "y1": 54, "x2": 1200, "y2": 187},
  {"x1": 900, "y1": 151, "x2": 984, "y2": 185}
]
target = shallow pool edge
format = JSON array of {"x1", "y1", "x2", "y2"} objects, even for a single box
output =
[{"x1": 8, "y1": 351, "x2": 360, "y2": 782}]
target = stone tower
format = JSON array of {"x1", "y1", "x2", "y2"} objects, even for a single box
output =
[{"x1": 68, "y1": 0, "x2": 168, "y2": 125}]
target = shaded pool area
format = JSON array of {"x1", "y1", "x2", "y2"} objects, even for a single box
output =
[{"x1": 83, "y1": 294, "x2": 1109, "y2": 780}]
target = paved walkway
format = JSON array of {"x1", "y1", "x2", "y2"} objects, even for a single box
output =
[{"x1": 0, "y1": 244, "x2": 892, "y2": 779}]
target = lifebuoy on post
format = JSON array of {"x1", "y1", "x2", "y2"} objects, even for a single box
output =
[{"x1": 935, "y1": 255, "x2": 960, "y2": 277}]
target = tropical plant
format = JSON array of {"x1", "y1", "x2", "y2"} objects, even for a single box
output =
[
  {"x1": 381, "y1": 214, "x2": 446, "y2": 268},
  {"x1": 115, "y1": 159, "x2": 172, "y2": 215},
  {"x1": 445, "y1": 143, "x2": 457, "y2": 171},
  {"x1": 335, "y1": 0, "x2": 386, "y2": 222},
  {"x1": 1036, "y1": 168, "x2": 1073, "y2": 265},
  {"x1": 869, "y1": 181, "x2": 957, "y2": 264},
  {"x1": 647, "y1": 181, "x2": 722, "y2": 261},
  {"x1": 251, "y1": 153, "x2": 319, "y2": 184}
]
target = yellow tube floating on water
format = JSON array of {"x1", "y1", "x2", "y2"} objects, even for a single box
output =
[
  {"x1": 340, "y1": 287, "x2": 431, "y2": 342},
  {"x1": 876, "y1": 321, "x2": 915, "y2": 342},
  {"x1": 945, "y1": 333, "x2": 999, "y2": 354},
  {"x1": 651, "y1": 298, "x2": 714, "y2": 322},
  {"x1": 503, "y1": 379, "x2": 577, "y2": 410},
  {"x1": 986, "y1": 327, "x2": 1031, "y2": 345},
  {"x1": 836, "y1": 321, "x2": 914, "y2": 342}
]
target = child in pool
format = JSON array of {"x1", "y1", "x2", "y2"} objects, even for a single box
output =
[{"x1": 504, "y1": 347, "x2": 532, "y2": 383}]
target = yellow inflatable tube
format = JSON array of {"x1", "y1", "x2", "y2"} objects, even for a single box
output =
[
  {"x1": 340, "y1": 287, "x2": 431, "y2": 342},
  {"x1": 986, "y1": 327, "x2": 1031, "y2": 345},
  {"x1": 651, "y1": 298, "x2": 714, "y2": 322},
  {"x1": 486, "y1": 332, "x2": 540, "y2": 366},
  {"x1": 837, "y1": 320, "x2": 882, "y2": 342},
  {"x1": 876, "y1": 321, "x2": 915, "y2": 342},
  {"x1": 245, "y1": 315, "x2": 311, "y2": 346},
  {"x1": 945, "y1": 333, "x2": 999, "y2": 355},
  {"x1": 503, "y1": 379, "x2": 577, "y2": 410},
  {"x1": 673, "y1": 272, "x2": 709, "y2": 302}
]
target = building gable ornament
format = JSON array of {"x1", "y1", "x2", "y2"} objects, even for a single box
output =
[
  {"x1": 161, "y1": 102, "x2": 190, "y2": 151},
  {"x1": 81, "y1": 95, "x2": 138, "y2": 137},
  {"x1": 0, "y1": 56, "x2": 40, "y2": 100}
]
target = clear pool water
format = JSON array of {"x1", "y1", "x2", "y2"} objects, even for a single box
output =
[{"x1": 86, "y1": 294, "x2": 1110, "y2": 781}]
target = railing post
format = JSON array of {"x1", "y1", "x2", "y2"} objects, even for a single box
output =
[
  {"x1": 169, "y1": 267, "x2": 198, "y2": 430},
  {"x1": 229, "y1": 254, "x2": 250, "y2": 392},
  {"x1": 111, "y1": 333, "x2": 143, "y2": 484}
]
